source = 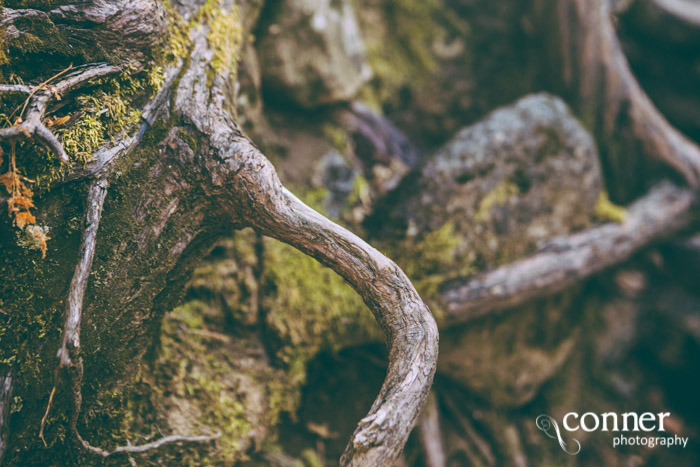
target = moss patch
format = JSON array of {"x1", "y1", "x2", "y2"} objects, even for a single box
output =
[
  {"x1": 262, "y1": 237, "x2": 382, "y2": 392},
  {"x1": 594, "y1": 190, "x2": 627, "y2": 223},
  {"x1": 207, "y1": 3, "x2": 245, "y2": 75},
  {"x1": 474, "y1": 180, "x2": 520, "y2": 222},
  {"x1": 378, "y1": 221, "x2": 467, "y2": 320},
  {"x1": 356, "y1": 0, "x2": 443, "y2": 102}
]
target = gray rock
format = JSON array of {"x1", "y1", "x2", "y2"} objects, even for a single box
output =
[
  {"x1": 370, "y1": 93, "x2": 604, "y2": 407},
  {"x1": 257, "y1": 0, "x2": 371, "y2": 108},
  {"x1": 371, "y1": 93, "x2": 602, "y2": 268}
]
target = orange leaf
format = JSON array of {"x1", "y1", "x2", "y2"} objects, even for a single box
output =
[
  {"x1": 11, "y1": 195, "x2": 34, "y2": 210},
  {"x1": 15, "y1": 211, "x2": 35, "y2": 229},
  {"x1": 47, "y1": 115, "x2": 70, "y2": 127},
  {"x1": 20, "y1": 184, "x2": 33, "y2": 198}
]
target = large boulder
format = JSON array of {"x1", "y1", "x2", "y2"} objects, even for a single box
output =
[
  {"x1": 370, "y1": 93, "x2": 604, "y2": 406},
  {"x1": 371, "y1": 93, "x2": 602, "y2": 271}
]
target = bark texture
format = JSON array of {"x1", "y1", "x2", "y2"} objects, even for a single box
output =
[{"x1": 0, "y1": 1, "x2": 437, "y2": 465}]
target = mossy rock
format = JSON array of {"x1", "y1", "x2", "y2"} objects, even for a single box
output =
[{"x1": 370, "y1": 93, "x2": 604, "y2": 406}]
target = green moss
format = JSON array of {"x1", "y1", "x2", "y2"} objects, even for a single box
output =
[
  {"x1": 14, "y1": 65, "x2": 160, "y2": 194},
  {"x1": 346, "y1": 172, "x2": 370, "y2": 207},
  {"x1": 300, "y1": 448, "x2": 324, "y2": 467},
  {"x1": 207, "y1": 3, "x2": 245, "y2": 74},
  {"x1": 164, "y1": 5, "x2": 192, "y2": 62},
  {"x1": 263, "y1": 236, "x2": 380, "y2": 354},
  {"x1": 594, "y1": 191, "x2": 627, "y2": 223},
  {"x1": 378, "y1": 221, "x2": 467, "y2": 320},
  {"x1": 475, "y1": 181, "x2": 520, "y2": 222},
  {"x1": 178, "y1": 128, "x2": 199, "y2": 153},
  {"x1": 149, "y1": 304, "x2": 254, "y2": 463},
  {"x1": 356, "y1": 0, "x2": 442, "y2": 102},
  {"x1": 0, "y1": 27, "x2": 10, "y2": 70},
  {"x1": 322, "y1": 124, "x2": 350, "y2": 153},
  {"x1": 261, "y1": 237, "x2": 382, "y2": 414}
]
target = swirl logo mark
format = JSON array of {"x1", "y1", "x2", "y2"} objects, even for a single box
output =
[{"x1": 536, "y1": 414, "x2": 582, "y2": 455}]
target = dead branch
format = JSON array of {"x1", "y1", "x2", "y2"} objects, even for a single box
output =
[{"x1": 441, "y1": 181, "x2": 696, "y2": 324}]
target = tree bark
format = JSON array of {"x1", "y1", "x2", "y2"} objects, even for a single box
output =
[{"x1": 0, "y1": 1, "x2": 437, "y2": 465}]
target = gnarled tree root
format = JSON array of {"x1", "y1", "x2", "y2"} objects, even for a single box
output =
[
  {"x1": 1, "y1": 21, "x2": 439, "y2": 463},
  {"x1": 553, "y1": 0, "x2": 700, "y2": 192},
  {"x1": 441, "y1": 181, "x2": 696, "y2": 323},
  {"x1": 39, "y1": 179, "x2": 220, "y2": 456},
  {"x1": 0, "y1": 64, "x2": 121, "y2": 164}
]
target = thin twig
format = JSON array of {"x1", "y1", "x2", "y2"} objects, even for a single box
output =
[
  {"x1": 108, "y1": 433, "x2": 222, "y2": 456},
  {"x1": 53, "y1": 64, "x2": 120, "y2": 95},
  {"x1": 0, "y1": 84, "x2": 32, "y2": 94},
  {"x1": 38, "y1": 372, "x2": 57, "y2": 447}
]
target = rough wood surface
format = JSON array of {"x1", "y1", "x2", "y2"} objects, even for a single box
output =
[
  {"x1": 4, "y1": 0, "x2": 699, "y2": 464},
  {"x1": 173, "y1": 25, "x2": 439, "y2": 466}
]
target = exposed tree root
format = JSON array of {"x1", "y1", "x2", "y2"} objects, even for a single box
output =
[
  {"x1": 418, "y1": 392, "x2": 446, "y2": 467},
  {"x1": 554, "y1": 0, "x2": 700, "y2": 193},
  {"x1": 38, "y1": 179, "x2": 219, "y2": 457},
  {"x1": 237, "y1": 177, "x2": 440, "y2": 466},
  {"x1": 437, "y1": 0, "x2": 700, "y2": 320},
  {"x1": 441, "y1": 181, "x2": 696, "y2": 323},
  {"x1": 173, "y1": 21, "x2": 440, "y2": 465},
  {"x1": 0, "y1": 64, "x2": 121, "y2": 164},
  {"x1": 0, "y1": 18, "x2": 438, "y2": 463}
]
